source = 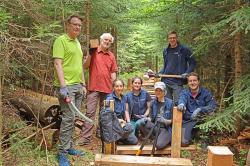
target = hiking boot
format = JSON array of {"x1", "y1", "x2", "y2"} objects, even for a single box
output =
[
  {"x1": 58, "y1": 153, "x2": 70, "y2": 166},
  {"x1": 75, "y1": 138, "x2": 90, "y2": 146},
  {"x1": 67, "y1": 148, "x2": 85, "y2": 156}
]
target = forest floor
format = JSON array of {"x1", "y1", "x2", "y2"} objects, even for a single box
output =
[{"x1": 2, "y1": 104, "x2": 249, "y2": 166}]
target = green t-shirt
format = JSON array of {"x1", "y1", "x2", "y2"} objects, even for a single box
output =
[{"x1": 52, "y1": 34, "x2": 83, "y2": 87}]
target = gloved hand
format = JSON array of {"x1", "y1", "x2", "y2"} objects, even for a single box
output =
[
  {"x1": 157, "y1": 116, "x2": 166, "y2": 124},
  {"x1": 59, "y1": 86, "x2": 69, "y2": 99},
  {"x1": 181, "y1": 73, "x2": 188, "y2": 79},
  {"x1": 89, "y1": 48, "x2": 96, "y2": 55},
  {"x1": 191, "y1": 108, "x2": 202, "y2": 120},
  {"x1": 134, "y1": 114, "x2": 146, "y2": 119},
  {"x1": 177, "y1": 103, "x2": 186, "y2": 112},
  {"x1": 155, "y1": 73, "x2": 160, "y2": 78}
]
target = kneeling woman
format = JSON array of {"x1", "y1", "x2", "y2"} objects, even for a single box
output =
[
  {"x1": 105, "y1": 79, "x2": 138, "y2": 145},
  {"x1": 140, "y1": 82, "x2": 173, "y2": 149}
]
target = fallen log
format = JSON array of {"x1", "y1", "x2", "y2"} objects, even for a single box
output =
[{"x1": 3, "y1": 87, "x2": 61, "y2": 128}]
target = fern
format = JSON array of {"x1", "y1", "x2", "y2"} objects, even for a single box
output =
[{"x1": 197, "y1": 76, "x2": 250, "y2": 133}]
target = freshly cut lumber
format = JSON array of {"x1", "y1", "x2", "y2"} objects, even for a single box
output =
[
  {"x1": 207, "y1": 146, "x2": 233, "y2": 166},
  {"x1": 171, "y1": 107, "x2": 182, "y2": 158},
  {"x1": 95, "y1": 154, "x2": 193, "y2": 166},
  {"x1": 116, "y1": 144, "x2": 196, "y2": 155}
]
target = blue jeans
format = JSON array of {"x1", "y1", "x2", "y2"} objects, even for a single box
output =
[
  {"x1": 165, "y1": 84, "x2": 183, "y2": 105},
  {"x1": 181, "y1": 120, "x2": 197, "y2": 145},
  {"x1": 56, "y1": 84, "x2": 84, "y2": 153}
]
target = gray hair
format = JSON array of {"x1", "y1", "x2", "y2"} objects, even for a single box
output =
[{"x1": 100, "y1": 33, "x2": 114, "y2": 43}]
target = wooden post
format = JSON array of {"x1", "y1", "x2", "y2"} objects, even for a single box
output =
[
  {"x1": 171, "y1": 106, "x2": 183, "y2": 158},
  {"x1": 104, "y1": 100, "x2": 116, "y2": 154},
  {"x1": 207, "y1": 146, "x2": 233, "y2": 166}
]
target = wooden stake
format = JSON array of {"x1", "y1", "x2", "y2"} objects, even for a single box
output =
[{"x1": 171, "y1": 106, "x2": 183, "y2": 158}]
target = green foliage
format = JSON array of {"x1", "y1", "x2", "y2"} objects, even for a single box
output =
[
  {"x1": 197, "y1": 76, "x2": 250, "y2": 132},
  {"x1": 181, "y1": 150, "x2": 192, "y2": 158},
  {"x1": 236, "y1": 149, "x2": 248, "y2": 166},
  {"x1": 0, "y1": 7, "x2": 11, "y2": 31}
]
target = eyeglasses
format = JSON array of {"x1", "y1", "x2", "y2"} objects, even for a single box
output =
[{"x1": 70, "y1": 23, "x2": 82, "y2": 27}]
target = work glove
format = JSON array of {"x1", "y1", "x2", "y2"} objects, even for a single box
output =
[
  {"x1": 134, "y1": 114, "x2": 146, "y2": 119},
  {"x1": 59, "y1": 86, "x2": 69, "y2": 99},
  {"x1": 157, "y1": 117, "x2": 172, "y2": 126},
  {"x1": 181, "y1": 73, "x2": 188, "y2": 79},
  {"x1": 154, "y1": 73, "x2": 160, "y2": 78},
  {"x1": 177, "y1": 103, "x2": 186, "y2": 112},
  {"x1": 191, "y1": 108, "x2": 202, "y2": 120}
]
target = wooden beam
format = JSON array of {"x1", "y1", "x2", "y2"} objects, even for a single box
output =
[
  {"x1": 95, "y1": 154, "x2": 193, "y2": 166},
  {"x1": 207, "y1": 146, "x2": 233, "y2": 166},
  {"x1": 116, "y1": 144, "x2": 196, "y2": 155},
  {"x1": 171, "y1": 106, "x2": 183, "y2": 158},
  {"x1": 103, "y1": 100, "x2": 116, "y2": 154}
]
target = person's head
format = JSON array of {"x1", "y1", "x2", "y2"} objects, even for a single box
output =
[
  {"x1": 187, "y1": 72, "x2": 200, "y2": 92},
  {"x1": 131, "y1": 76, "x2": 143, "y2": 91},
  {"x1": 100, "y1": 33, "x2": 114, "y2": 51},
  {"x1": 154, "y1": 82, "x2": 166, "y2": 99},
  {"x1": 168, "y1": 31, "x2": 178, "y2": 48},
  {"x1": 66, "y1": 14, "x2": 83, "y2": 39},
  {"x1": 112, "y1": 78, "x2": 125, "y2": 96}
]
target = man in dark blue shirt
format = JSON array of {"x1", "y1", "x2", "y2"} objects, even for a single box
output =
[
  {"x1": 177, "y1": 72, "x2": 217, "y2": 146},
  {"x1": 159, "y1": 31, "x2": 196, "y2": 105}
]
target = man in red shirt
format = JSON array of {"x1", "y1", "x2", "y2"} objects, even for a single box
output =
[{"x1": 77, "y1": 33, "x2": 118, "y2": 145}]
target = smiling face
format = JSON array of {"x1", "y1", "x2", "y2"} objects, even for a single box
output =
[
  {"x1": 188, "y1": 75, "x2": 200, "y2": 92},
  {"x1": 100, "y1": 34, "x2": 113, "y2": 51},
  {"x1": 113, "y1": 80, "x2": 124, "y2": 97},
  {"x1": 155, "y1": 88, "x2": 165, "y2": 100},
  {"x1": 66, "y1": 17, "x2": 82, "y2": 39},
  {"x1": 132, "y1": 78, "x2": 142, "y2": 92},
  {"x1": 168, "y1": 33, "x2": 178, "y2": 48}
]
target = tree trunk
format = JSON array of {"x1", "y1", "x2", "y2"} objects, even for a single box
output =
[
  {"x1": 0, "y1": 75, "x2": 3, "y2": 165},
  {"x1": 234, "y1": 32, "x2": 242, "y2": 136},
  {"x1": 85, "y1": 0, "x2": 91, "y2": 56}
]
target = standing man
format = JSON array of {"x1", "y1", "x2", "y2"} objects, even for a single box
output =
[
  {"x1": 177, "y1": 72, "x2": 217, "y2": 146},
  {"x1": 159, "y1": 31, "x2": 196, "y2": 105},
  {"x1": 77, "y1": 33, "x2": 118, "y2": 145},
  {"x1": 53, "y1": 14, "x2": 87, "y2": 166}
]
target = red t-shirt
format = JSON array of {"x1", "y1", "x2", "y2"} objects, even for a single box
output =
[{"x1": 88, "y1": 47, "x2": 118, "y2": 93}]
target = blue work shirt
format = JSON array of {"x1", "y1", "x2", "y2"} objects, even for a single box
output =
[
  {"x1": 178, "y1": 87, "x2": 217, "y2": 121},
  {"x1": 159, "y1": 44, "x2": 196, "y2": 85},
  {"x1": 150, "y1": 97, "x2": 173, "y2": 122},
  {"x1": 125, "y1": 89, "x2": 151, "y2": 120},
  {"x1": 106, "y1": 92, "x2": 126, "y2": 119}
]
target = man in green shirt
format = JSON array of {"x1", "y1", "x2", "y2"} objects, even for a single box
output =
[{"x1": 53, "y1": 14, "x2": 87, "y2": 166}]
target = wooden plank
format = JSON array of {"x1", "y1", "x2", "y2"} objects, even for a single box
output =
[
  {"x1": 95, "y1": 154, "x2": 193, "y2": 166},
  {"x1": 116, "y1": 144, "x2": 196, "y2": 155},
  {"x1": 104, "y1": 100, "x2": 116, "y2": 154},
  {"x1": 171, "y1": 107, "x2": 183, "y2": 158},
  {"x1": 207, "y1": 146, "x2": 233, "y2": 166}
]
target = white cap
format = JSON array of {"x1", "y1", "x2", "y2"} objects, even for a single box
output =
[{"x1": 154, "y1": 82, "x2": 166, "y2": 91}]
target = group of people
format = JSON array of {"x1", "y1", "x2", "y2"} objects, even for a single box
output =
[{"x1": 52, "y1": 14, "x2": 217, "y2": 166}]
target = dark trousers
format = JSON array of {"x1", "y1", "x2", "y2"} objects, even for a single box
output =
[
  {"x1": 140, "y1": 121, "x2": 171, "y2": 150},
  {"x1": 181, "y1": 120, "x2": 197, "y2": 145}
]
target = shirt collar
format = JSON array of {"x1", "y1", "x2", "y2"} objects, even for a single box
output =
[
  {"x1": 97, "y1": 46, "x2": 111, "y2": 56},
  {"x1": 65, "y1": 34, "x2": 77, "y2": 41}
]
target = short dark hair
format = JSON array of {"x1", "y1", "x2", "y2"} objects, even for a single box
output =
[
  {"x1": 66, "y1": 14, "x2": 83, "y2": 24},
  {"x1": 131, "y1": 76, "x2": 143, "y2": 84},
  {"x1": 112, "y1": 78, "x2": 125, "y2": 88},
  {"x1": 187, "y1": 72, "x2": 200, "y2": 81},
  {"x1": 168, "y1": 31, "x2": 178, "y2": 37}
]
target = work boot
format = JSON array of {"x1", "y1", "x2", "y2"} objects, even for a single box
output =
[
  {"x1": 58, "y1": 152, "x2": 70, "y2": 166},
  {"x1": 67, "y1": 148, "x2": 85, "y2": 156}
]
